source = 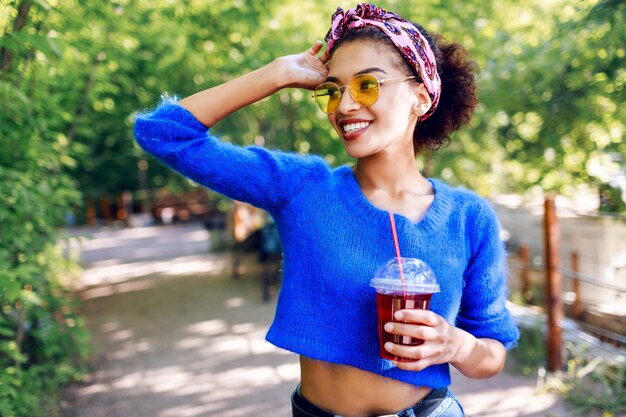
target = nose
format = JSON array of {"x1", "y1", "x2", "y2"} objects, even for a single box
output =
[{"x1": 336, "y1": 86, "x2": 361, "y2": 114}]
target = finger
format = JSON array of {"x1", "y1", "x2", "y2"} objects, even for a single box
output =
[
  {"x1": 384, "y1": 342, "x2": 425, "y2": 360},
  {"x1": 384, "y1": 322, "x2": 438, "y2": 341},
  {"x1": 386, "y1": 342, "x2": 442, "y2": 363},
  {"x1": 307, "y1": 40, "x2": 323, "y2": 55},
  {"x1": 394, "y1": 309, "x2": 440, "y2": 326},
  {"x1": 319, "y1": 47, "x2": 332, "y2": 64},
  {"x1": 393, "y1": 358, "x2": 432, "y2": 372}
]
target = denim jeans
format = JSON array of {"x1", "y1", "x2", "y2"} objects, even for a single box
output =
[{"x1": 291, "y1": 384, "x2": 465, "y2": 417}]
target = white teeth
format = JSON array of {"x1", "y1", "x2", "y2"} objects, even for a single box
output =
[{"x1": 342, "y1": 122, "x2": 370, "y2": 133}]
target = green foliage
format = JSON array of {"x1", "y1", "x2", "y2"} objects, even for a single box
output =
[
  {"x1": 1, "y1": 1, "x2": 90, "y2": 415},
  {"x1": 434, "y1": 0, "x2": 626, "y2": 202},
  {"x1": 566, "y1": 343, "x2": 626, "y2": 415},
  {"x1": 564, "y1": 342, "x2": 626, "y2": 416},
  {"x1": 505, "y1": 325, "x2": 547, "y2": 376},
  {"x1": 599, "y1": 183, "x2": 626, "y2": 213},
  {"x1": 506, "y1": 326, "x2": 626, "y2": 415},
  {"x1": 567, "y1": 368, "x2": 626, "y2": 415},
  {"x1": 4, "y1": 0, "x2": 621, "y2": 205}
]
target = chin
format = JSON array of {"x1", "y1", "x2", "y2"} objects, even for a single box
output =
[
  {"x1": 342, "y1": 142, "x2": 362, "y2": 158},
  {"x1": 343, "y1": 138, "x2": 386, "y2": 158},
  {"x1": 344, "y1": 146, "x2": 374, "y2": 160}
]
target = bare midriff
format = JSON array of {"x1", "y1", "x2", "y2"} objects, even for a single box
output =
[{"x1": 299, "y1": 356, "x2": 432, "y2": 417}]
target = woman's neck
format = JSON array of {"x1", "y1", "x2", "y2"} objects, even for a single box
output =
[{"x1": 353, "y1": 154, "x2": 430, "y2": 197}]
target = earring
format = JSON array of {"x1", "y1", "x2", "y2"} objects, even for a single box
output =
[{"x1": 417, "y1": 108, "x2": 423, "y2": 116}]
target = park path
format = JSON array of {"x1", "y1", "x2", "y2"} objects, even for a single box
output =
[{"x1": 60, "y1": 223, "x2": 574, "y2": 417}]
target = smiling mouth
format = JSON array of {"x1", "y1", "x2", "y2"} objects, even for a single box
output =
[{"x1": 342, "y1": 121, "x2": 371, "y2": 134}]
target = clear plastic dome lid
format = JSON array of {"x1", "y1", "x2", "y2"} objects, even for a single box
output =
[{"x1": 370, "y1": 257, "x2": 440, "y2": 293}]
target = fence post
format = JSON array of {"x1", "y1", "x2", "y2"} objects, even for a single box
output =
[
  {"x1": 116, "y1": 192, "x2": 133, "y2": 226},
  {"x1": 571, "y1": 252, "x2": 582, "y2": 320},
  {"x1": 86, "y1": 197, "x2": 96, "y2": 226},
  {"x1": 544, "y1": 196, "x2": 563, "y2": 372},
  {"x1": 100, "y1": 194, "x2": 112, "y2": 225},
  {"x1": 519, "y1": 244, "x2": 532, "y2": 304}
]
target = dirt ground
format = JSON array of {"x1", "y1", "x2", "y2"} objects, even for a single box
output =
[{"x1": 60, "y1": 223, "x2": 575, "y2": 417}]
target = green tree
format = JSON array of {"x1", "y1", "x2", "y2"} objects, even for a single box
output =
[
  {"x1": 1, "y1": 1, "x2": 89, "y2": 415},
  {"x1": 429, "y1": 0, "x2": 626, "y2": 209},
  {"x1": 7, "y1": 0, "x2": 617, "y2": 213}
]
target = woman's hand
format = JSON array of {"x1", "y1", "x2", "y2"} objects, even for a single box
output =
[
  {"x1": 382, "y1": 309, "x2": 506, "y2": 378},
  {"x1": 385, "y1": 310, "x2": 506, "y2": 378},
  {"x1": 275, "y1": 40, "x2": 330, "y2": 90},
  {"x1": 383, "y1": 309, "x2": 462, "y2": 372}
]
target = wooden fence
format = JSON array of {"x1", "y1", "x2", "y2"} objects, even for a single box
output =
[{"x1": 512, "y1": 196, "x2": 626, "y2": 371}]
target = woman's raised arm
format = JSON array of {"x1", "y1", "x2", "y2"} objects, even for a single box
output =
[
  {"x1": 134, "y1": 42, "x2": 331, "y2": 214},
  {"x1": 179, "y1": 41, "x2": 330, "y2": 127}
]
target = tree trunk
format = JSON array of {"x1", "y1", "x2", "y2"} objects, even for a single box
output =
[{"x1": 0, "y1": 0, "x2": 34, "y2": 73}]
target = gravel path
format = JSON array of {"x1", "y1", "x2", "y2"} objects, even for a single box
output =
[{"x1": 60, "y1": 224, "x2": 574, "y2": 417}]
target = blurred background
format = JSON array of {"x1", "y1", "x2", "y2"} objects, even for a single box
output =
[{"x1": 1, "y1": 0, "x2": 625, "y2": 416}]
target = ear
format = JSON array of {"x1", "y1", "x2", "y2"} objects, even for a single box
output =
[{"x1": 412, "y1": 83, "x2": 432, "y2": 117}]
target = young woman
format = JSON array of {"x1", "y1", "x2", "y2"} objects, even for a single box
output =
[{"x1": 134, "y1": 4, "x2": 519, "y2": 416}]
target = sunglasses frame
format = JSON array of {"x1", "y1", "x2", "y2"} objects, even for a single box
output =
[{"x1": 313, "y1": 73, "x2": 418, "y2": 114}]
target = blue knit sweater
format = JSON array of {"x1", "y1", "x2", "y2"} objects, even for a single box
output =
[{"x1": 134, "y1": 100, "x2": 519, "y2": 388}]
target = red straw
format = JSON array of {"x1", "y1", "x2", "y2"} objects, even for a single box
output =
[{"x1": 388, "y1": 212, "x2": 406, "y2": 283}]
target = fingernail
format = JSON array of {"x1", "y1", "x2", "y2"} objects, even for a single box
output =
[
  {"x1": 385, "y1": 342, "x2": 394, "y2": 352},
  {"x1": 394, "y1": 311, "x2": 404, "y2": 320},
  {"x1": 384, "y1": 323, "x2": 393, "y2": 332}
]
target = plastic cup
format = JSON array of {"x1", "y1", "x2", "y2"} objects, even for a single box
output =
[{"x1": 370, "y1": 258, "x2": 440, "y2": 362}]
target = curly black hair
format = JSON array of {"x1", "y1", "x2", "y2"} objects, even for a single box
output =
[{"x1": 331, "y1": 25, "x2": 478, "y2": 154}]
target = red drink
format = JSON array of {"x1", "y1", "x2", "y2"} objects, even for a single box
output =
[
  {"x1": 370, "y1": 257, "x2": 439, "y2": 362},
  {"x1": 376, "y1": 291, "x2": 433, "y2": 362}
]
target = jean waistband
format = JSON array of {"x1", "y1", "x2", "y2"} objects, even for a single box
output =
[{"x1": 291, "y1": 384, "x2": 448, "y2": 417}]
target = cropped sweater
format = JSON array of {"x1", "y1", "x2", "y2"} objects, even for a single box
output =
[{"x1": 134, "y1": 100, "x2": 519, "y2": 388}]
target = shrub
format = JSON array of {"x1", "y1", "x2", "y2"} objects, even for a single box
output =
[{"x1": 1, "y1": 26, "x2": 90, "y2": 416}]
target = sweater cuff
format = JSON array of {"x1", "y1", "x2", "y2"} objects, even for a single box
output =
[
  {"x1": 148, "y1": 95, "x2": 209, "y2": 133},
  {"x1": 456, "y1": 314, "x2": 520, "y2": 350}
]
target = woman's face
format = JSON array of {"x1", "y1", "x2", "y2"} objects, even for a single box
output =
[{"x1": 326, "y1": 40, "x2": 422, "y2": 159}]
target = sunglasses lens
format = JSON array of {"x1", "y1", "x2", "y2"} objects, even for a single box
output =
[
  {"x1": 314, "y1": 75, "x2": 380, "y2": 113},
  {"x1": 350, "y1": 74, "x2": 380, "y2": 107},
  {"x1": 314, "y1": 83, "x2": 341, "y2": 114}
]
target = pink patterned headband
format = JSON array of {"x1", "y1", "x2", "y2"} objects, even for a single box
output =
[{"x1": 325, "y1": 3, "x2": 441, "y2": 120}]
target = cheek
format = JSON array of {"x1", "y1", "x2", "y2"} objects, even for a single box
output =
[
  {"x1": 328, "y1": 114, "x2": 340, "y2": 130},
  {"x1": 378, "y1": 97, "x2": 414, "y2": 123}
]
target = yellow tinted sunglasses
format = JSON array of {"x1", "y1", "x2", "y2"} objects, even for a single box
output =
[{"x1": 313, "y1": 73, "x2": 417, "y2": 114}]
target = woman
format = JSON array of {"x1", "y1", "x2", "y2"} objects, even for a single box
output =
[{"x1": 134, "y1": 4, "x2": 519, "y2": 416}]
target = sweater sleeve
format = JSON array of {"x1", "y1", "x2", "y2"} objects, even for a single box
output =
[
  {"x1": 455, "y1": 202, "x2": 520, "y2": 349},
  {"x1": 133, "y1": 98, "x2": 323, "y2": 214}
]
